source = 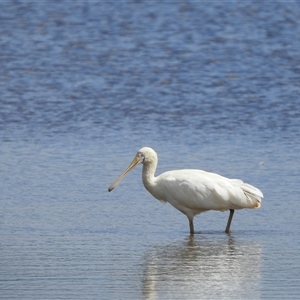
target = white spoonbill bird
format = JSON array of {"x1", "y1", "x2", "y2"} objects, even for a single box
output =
[{"x1": 108, "y1": 147, "x2": 263, "y2": 234}]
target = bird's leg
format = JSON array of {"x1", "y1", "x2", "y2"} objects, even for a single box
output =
[
  {"x1": 225, "y1": 209, "x2": 234, "y2": 234},
  {"x1": 189, "y1": 219, "x2": 194, "y2": 235}
]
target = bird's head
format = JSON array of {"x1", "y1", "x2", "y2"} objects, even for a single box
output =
[
  {"x1": 137, "y1": 147, "x2": 157, "y2": 165},
  {"x1": 108, "y1": 147, "x2": 157, "y2": 192}
]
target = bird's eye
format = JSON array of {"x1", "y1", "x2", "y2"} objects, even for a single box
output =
[{"x1": 138, "y1": 152, "x2": 145, "y2": 161}]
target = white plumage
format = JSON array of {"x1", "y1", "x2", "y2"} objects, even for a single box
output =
[{"x1": 108, "y1": 147, "x2": 263, "y2": 234}]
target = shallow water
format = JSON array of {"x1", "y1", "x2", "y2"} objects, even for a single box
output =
[{"x1": 1, "y1": 1, "x2": 300, "y2": 299}]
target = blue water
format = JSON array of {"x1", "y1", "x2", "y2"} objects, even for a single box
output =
[{"x1": 1, "y1": 1, "x2": 300, "y2": 299}]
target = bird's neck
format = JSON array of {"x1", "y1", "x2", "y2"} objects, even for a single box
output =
[{"x1": 142, "y1": 162, "x2": 157, "y2": 193}]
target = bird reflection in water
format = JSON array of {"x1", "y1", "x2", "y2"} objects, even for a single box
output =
[{"x1": 142, "y1": 235, "x2": 261, "y2": 300}]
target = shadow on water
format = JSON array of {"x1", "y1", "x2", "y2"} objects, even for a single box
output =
[{"x1": 142, "y1": 234, "x2": 262, "y2": 299}]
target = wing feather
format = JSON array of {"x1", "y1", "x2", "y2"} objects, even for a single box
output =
[{"x1": 155, "y1": 169, "x2": 263, "y2": 214}]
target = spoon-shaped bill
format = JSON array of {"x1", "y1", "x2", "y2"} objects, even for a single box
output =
[{"x1": 108, "y1": 154, "x2": 142, "y2": 192}]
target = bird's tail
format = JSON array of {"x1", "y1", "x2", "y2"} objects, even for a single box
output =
[{"x1": 241, "y1": 183, "x2": 263, "y2": 208}]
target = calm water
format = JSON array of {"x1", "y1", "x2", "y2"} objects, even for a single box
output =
[{"x1": 1, "y1": 1, "x2": 300, "y2": 299}]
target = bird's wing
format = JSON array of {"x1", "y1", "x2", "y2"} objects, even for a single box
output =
[
  {"x1": 157, "y1": 170, "x2": 261, "y2": 212},
  {"x1": 157, "y1": 170, "x2": 231, "y2": 211}
]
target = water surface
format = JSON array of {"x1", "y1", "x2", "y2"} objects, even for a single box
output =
[{"x1": 1, "y1": 1, "x2": 300, "y2": 299}]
